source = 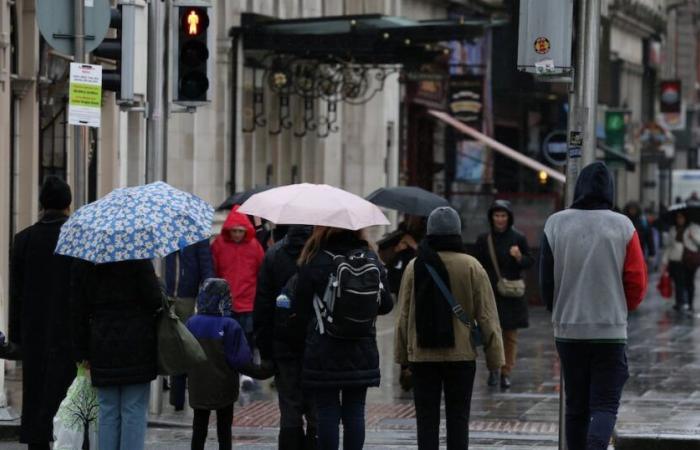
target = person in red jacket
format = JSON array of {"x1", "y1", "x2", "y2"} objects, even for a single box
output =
[{"x1": 211, "y1": 206, "x2": 264, "y2": 345}]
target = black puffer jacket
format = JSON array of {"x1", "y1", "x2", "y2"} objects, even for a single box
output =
[
  {"x1": 254, "y1": 226, "x2": 312, "y2": 360},
  {"x1": 475, "y1": 200, "x2": 533, "y2": 330},
  {"x1": 71, "y1": 259, "x2": 161, "y2": 387},
  {"x1": 294, "y1": 232, "x2": 393, "y2": 389}
]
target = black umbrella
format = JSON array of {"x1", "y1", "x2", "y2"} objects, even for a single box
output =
[
  {"x1": 662, "y1": 201, "x2": 700, "y2": 224},
  {"x1": 217, "y1": 185, "x2": 275, "y2": 211},
  {"x1": 366, "y1": 186, "x2": 449, "y2": 217}
]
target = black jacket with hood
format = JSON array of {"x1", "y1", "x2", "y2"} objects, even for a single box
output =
[
  {"x1": 253, "y1": 225, "x2": 312, "y2": 361},
  {"x1": 475, "y1": 200, "x2": 533, "y2": 330},
  {"x1": 623, "y1": 201, "x2": 656, "y2": 258}
]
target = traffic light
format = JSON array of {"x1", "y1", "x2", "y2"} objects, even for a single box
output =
[
  {"x1": 92, "y1": 4, "x2": 135, "y2": 103},
  {"x1": 174, "y1": 4, "x2": 211, "y2": 105}
]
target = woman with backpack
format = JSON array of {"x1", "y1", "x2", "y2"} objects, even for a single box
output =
[
  {"x1": 293, "y1": 226, "x2": 393, "y2": 450},
  {"x1": 395, "y1": 207, "x2": 505, "y2": 450}
]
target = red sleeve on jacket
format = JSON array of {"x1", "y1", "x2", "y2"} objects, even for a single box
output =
[{"x1": 624, "y1": 231, "x2": 648, "y2": 311}]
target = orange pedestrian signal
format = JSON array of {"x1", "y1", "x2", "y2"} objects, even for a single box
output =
[{"x1": 187, "y1": 10, "x2": 200, "y2": 36}]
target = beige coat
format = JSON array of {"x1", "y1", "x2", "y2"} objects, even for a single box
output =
[{"x1": 394, "y1": 251, "x2": 505, "y2": 371}]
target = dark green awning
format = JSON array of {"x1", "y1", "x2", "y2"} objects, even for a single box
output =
[{"x1": 232, "y1": 13, "x2": 503, "y2": 65}]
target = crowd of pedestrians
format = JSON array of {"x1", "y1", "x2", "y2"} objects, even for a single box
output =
[{"x1": 7, "y1": 161, "x2": 656, "y2": 450}]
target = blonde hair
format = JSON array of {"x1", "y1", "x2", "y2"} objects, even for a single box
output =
[{"x1": 297, "y1": 226, "x2": 368, "y2": 265}]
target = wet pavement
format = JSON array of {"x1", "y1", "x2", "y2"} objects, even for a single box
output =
[{"x1": 1, "y1": 276, "x2": 698, "y2": 448}]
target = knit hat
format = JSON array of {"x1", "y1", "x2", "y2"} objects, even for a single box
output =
[
  {"x1": 427, "y1": 207, "x2": 461, "y2": 236},
  {"x1": 39, "y1": 176, "x2": 72, "y2": 211}
]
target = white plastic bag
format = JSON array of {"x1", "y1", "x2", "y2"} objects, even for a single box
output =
[{"x1": 53, "y1": 364, "x2": 99, "y2": 450}]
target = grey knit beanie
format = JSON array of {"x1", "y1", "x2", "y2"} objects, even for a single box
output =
[{"x1": 427, "y1": 207, "x2": 461, "y2": 236}]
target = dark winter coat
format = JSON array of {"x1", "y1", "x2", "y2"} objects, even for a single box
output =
[
  {"x1": 164, "y1": 239, "x2": 215, "y2": 298},
  {"x1": 253, "y1": 226, "x2": 312, "y2": 361},
  {"x1": 294, "y1": 232, "x2": 393, "y2": 389},
  {"x1": 10, "y1": 211, "x2": 77, "y2": 444},
  {"x1": 186, "y1": 279, "x2": 253, "y2": 410},
  {"x1": 475, "y1": 201, "x2": 534, "y2": 330},
  {"x1": 211, "y1": 206, "x2": 265, "y2": 313},
  {"x1": 623, "y1": 202, "x2": 656, "y2": 258},
  {"x1": 71, "y1": 259, "x2": 161, "y2": 387}
]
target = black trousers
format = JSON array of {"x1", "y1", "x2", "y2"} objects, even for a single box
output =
[
  {"x1": 276, "y1": 359, "x2": 318, "y2": 450},
  {"x1": 411, "y1": 361, "x2": 476, "y2": 450},
  {"x1": 669, "y1": 261, "x2": 696, "y2": 310},
  {"x1": 191, "y1": 404, "x2": 234, "y2": 450}
]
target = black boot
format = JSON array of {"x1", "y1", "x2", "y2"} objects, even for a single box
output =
[
  {"x1": 500, "y1": 374, "x2": 511, "y2": 389},
  {"x1": 304, "y1": 427, "x2": 318, "y2": 450},
  {"x1": 278, "y1": 427, "x2": 304, "y2": 450},
  {"x1": 487, "y1": 370, "x2": 499, "y2": 386}
]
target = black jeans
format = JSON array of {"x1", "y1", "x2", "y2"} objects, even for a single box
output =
[
  {"x1": 191, "y1": 404, "x2": 234, "y2": 450},
  {"x1": 276, "y1": 359, "x2": 317, "y2": 449},
  {"x1": 411, "y1": 361, "x2": 476, "y2": 450},
  {"x1": 315, "y1": 387, "x2": 367, "y2": 450},
  {"x1": 668, "y1": 261, "x2": 695, "y2": 309},
  {"x1": 556, "y1": 341, "x2": 629, "y2": 450}
]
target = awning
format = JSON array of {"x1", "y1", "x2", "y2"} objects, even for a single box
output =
[
  {"x1": 429, "y1": 110, "x2": 566, "y2": 184},
  {"x1": 597, "y1": 141, "x2": 636, "y2": 170},
  {"x1": 234, "y1": 13, "x2": 503, "y2": 65}
]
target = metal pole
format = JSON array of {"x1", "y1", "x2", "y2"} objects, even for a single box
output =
[
  {"x1": 73, "y1": 0, "x2": 86, "y2": 207},
  {"x1": 146, "y1": 0, "x2": 166, "y2": 416},
  {"x1": 561, "y1": 2, "x2": 601, "y2": 449}
]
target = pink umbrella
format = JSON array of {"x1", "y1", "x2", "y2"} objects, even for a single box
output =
[{"x1": 238, "y1": 183, "x2": 390, "y2": 230}]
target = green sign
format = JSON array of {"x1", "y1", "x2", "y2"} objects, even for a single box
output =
[
  {"x1": 605, "y1": 110, "x2": 626, "y2": 167},
  {"x1": 68, "y1": 63, "x2": 102, "y2": 128}
]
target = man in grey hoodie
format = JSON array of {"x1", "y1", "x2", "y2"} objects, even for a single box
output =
[{"x1": 539, "y1": 162, "x2": 647, "y2": 450}]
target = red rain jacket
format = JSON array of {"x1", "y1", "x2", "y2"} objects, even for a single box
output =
[{"x1": 211, "y1": 206, "x2": 264, "y2": 313}]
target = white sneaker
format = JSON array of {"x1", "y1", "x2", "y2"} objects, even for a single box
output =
[{"x1": 240, "y1": 375, "x2": 256, "y2": 391}]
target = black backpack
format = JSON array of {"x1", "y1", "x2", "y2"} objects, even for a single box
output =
[{"x1": 313, "y1": 249, "x2": 384, "y2": 339}]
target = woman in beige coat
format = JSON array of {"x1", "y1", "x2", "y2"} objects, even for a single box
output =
[{"x1": 394, "y1": 207, "x2": 505, "y2": 450}]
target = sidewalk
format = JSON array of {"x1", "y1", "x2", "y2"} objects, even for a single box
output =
[{"x1": 1, "y1": 279, "x2": 699, "y2": 448}]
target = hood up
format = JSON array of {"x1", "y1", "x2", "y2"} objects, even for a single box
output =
[
  {"x1": 488, "y1": 199, "x2": 514, "y2": 229},
  {"x1": 221, "y1": 205, "x2": 256, "y2": 243},
  {"x1": 196, "y1": 278, "x2": 232, "y2": 316},
  {"x1": 570, "y1": 162, "x2": 614, "y2": 210}
]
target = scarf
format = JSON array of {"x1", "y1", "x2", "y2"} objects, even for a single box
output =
[{"x1": 414, "y1": 235, "x2": 466, "y2": 348}]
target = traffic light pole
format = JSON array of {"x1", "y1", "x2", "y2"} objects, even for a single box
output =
[
  {"x1": 561, "y1": 1, "x2": 601, "y2": 449},
  {"x1": 73, "y1": 0, "x2": 86, "y2": 208}
]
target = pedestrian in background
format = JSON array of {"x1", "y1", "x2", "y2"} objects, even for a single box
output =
[
  {"x1": 475, "y1": 200, "x2": 533, "y2": 389},
  {"x1": 254, "y1": 225, "x2": 317, "y2": 450},
  {"x1": 9, "y1": 176, "x2": 76, "y2": 450},
  {"x1": 211, "y1": 205, "x2": 265, "y2": 346},
  {"x1": 71, "y1": 259, "x2": 162, "y2": 450},
  {"x1": 395, "y1": 207, "x2": 505, "y2": 450},
  {"x1": 624, "y1": 201, "x2": 656, "y2": 263},
  {"x1": 186, "y1": 278, "x2": 259, "y2": 450},
  {"x1": 294, "y1": 226, "x2": 393, "y2": 450},
  {"x1": 540, "y1": 162, "x2": 647, "y2": 450},
  {"x1": 164, "y1": 238, "x2": 214, "y2": 411},
  {"x1": 661, "y1": 211, "x2": 700, "y2": 311}
]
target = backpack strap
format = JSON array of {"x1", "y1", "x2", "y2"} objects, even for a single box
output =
[{"x1": 424, "y1": 263, "x2": 471, "y2": 326}]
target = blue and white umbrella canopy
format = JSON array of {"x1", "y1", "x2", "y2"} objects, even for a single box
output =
[{"x1": 56, "y1": 182, "x2": 214, "y2": 263}]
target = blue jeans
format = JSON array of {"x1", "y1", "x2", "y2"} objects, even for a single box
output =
[
  {"x1": 96, "y1": 383, "x2": 151, "y2": 450},
  {"x1": 315, "y1": 387, "x2": 367, "y2": 450},
  {"x1": 556, "y1": 341, "x2": 629, "y2": 450}
]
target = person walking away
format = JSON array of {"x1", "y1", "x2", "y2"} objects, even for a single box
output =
[
  {"x1": 395, "y1": 207, "x2": 505, "y2": 450},
  {"x1": 294, "y1": 227, "x2": 393, "y2": 450},
  {"x1": 540, "y1": 162, "x2": 647, "y2": 450},
  {"x1": 254, "y1": 225, "x2": 317, "y2": 450},
  {"x1": 623, "y1": 202, "x2": 656, "y2": 263},
  {"x1": 186, "y1": 278, "x2": 266, "y2": 450},
  {"x1": 9, "y1": 176, "x2": 77, "y2": 450},
  {"x1": 475, "y1": 200, "x2": 533, "y2": 389},
  {"x1": 164, "y1": 238, "x2": 215, "y2": 410},
  {"x1": 211, "y1": 205, "x2": 265, "y2": 346},
  {"x1": 71, "y1": 259, "x2": 162, "y2": 450},
  {"x1": 662, "y1": 211, "x2": 700, "y2": 311}
]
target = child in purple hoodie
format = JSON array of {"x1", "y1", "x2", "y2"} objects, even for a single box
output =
[{"x1": 186, "y1": 278, "x2": 270, "y2": 450}]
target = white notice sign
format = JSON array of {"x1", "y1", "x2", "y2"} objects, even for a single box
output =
[{"x1": 68, "y1": 63, "x2": 102, "y2": 128}]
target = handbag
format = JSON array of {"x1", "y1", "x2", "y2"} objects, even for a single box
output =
[
  {"x1": 157, "y1": 295, "x2": 207, "y2": 376},
  {"x1": 487, "y1": 234, "x2": 526, "y2": 298},
  {"x1": 683, "y1": 248, "x2": 700, "y2": 270},
  {"x1": 425, "y1": 264, "x2": 483, "y2": 347},
  {"x1": 657, "y1": 270, "x2": 673, "y2": 299}
]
